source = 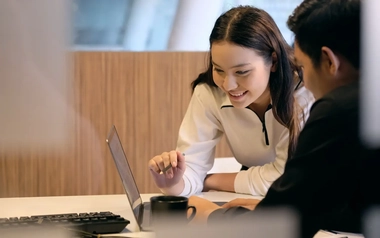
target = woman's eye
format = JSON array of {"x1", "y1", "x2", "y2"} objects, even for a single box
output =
[
  {"x1": 236, "y1": 70, "x2": 250, "y2": 75},
  {"x1": 214, "y1": 68, "x2": 224, "y2": 73}
]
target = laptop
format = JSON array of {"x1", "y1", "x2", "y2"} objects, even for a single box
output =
[{"x1": 106, "y1": 125, "x2": 153, "y2": 231}]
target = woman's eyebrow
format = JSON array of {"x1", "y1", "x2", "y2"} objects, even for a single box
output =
[{"x1": 211, "y1": 61, "x2": 250, "y2": 68}]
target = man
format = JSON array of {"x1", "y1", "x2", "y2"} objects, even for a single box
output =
[{"x1": 188, "y1": 0, "x2": 380, "y2": 237}]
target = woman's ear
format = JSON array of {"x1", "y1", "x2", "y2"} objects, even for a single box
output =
[
  {"x1": 271, "y1": 52, "x2": 278, "y2": 72},
  {"x1": 321, "y1": 46, "x2": 340, "y2": 76}
]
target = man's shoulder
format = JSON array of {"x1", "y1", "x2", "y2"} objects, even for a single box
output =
[{"x1": 310, "y1": 81, "x2": 359, "y2": 119}]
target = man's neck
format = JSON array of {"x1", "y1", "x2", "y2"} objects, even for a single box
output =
[{"x1": 318, "y1": 72, "x2": 359, "y2": 100}]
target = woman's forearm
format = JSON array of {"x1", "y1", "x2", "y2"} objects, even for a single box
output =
[
  {"x1": 159, "y1": 178, "x2": 185, "y2": 195},
  {"x1": 203, "y1": 173, "x2": 237, "y2": 192}
]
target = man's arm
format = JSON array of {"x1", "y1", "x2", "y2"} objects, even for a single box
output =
[{"x1": 208, "y1": 98, "x2": 359, "y2": 237}]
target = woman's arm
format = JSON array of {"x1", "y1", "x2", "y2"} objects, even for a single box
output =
[
  {"x1": 150, "y1": 84, "x2": 225, "y2": 196},
  {"x1": 158, "y1": 178, "x2": 186, "y2": 195},
  {"x1": 203, "y1": 173, "x2": 237, "y2": 192},
  {"x1": 177, "y1": 85, "x2": 226, "y2": 196}
]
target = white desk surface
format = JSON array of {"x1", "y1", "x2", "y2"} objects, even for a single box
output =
[
  {"x1": 0, "y1": 192, "x2": 260, "y2": 237},
  {"x1": 0, "y1": 192, "x2": 363, "y2": 238}
]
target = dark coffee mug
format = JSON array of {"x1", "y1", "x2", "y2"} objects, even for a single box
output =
[{"x1": 150, "y1": 195, "x2": 196, "y2": 226}]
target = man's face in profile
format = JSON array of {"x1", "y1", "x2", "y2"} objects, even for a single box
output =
[{"x1": 294, "y1": 41, "x2": 324, "y2": 99}]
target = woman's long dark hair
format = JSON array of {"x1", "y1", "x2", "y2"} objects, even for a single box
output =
[{"x1": 191, "y1": 6, "x2": 304, "y2": 158}]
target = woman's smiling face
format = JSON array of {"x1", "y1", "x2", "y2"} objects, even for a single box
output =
[{"x1": 211, "y1": 41, "x2": 273, "y2": 108}]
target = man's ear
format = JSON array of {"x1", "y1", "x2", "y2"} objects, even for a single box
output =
[
  {"x1": 270, "y1": 52, "x2": 278, "y2": 72},
  {"x1": 321, "y1": 46, "x2": 340, "y2": 76}
]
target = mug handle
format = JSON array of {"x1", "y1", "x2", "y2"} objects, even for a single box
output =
[{"x1": 187, "y1": 206, "x2": 197, "y2": 221}]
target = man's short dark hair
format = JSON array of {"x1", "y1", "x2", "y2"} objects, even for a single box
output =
[{"x1": 287, "y1": 0, "x2": 360, "y2": 69}]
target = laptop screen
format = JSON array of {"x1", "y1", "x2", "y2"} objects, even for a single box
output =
[{"x1": 106, "y1": 125, "x2": 143, "y2": 222}]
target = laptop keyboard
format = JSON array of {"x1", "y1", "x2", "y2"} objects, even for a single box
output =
[{"x1": 0, "y1": 211, "x2": 130, "y2": 235}]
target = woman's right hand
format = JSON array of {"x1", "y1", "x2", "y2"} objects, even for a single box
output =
[{"x1": 148, "y1": 150, "x2": 186, "y2": 191}]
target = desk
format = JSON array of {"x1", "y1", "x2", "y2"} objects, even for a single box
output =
[
  {"x1": 0, "y1": 192, "x2": 259, "y2": 237},
  {"x1": 0, "y1": 193, "x2": 364, "y2": 238}
]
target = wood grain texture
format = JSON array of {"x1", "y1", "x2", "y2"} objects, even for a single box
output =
[{"x1": 0, "y1": 52, "x2": 233, "y2": 198}]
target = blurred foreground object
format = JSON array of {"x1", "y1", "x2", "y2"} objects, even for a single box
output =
[
  {"x1": 0, "y1": 0, "x2": 73, "y2": 149},
  {"x1": 155, "y1": 207, "x2": 298, "y2": 238},
  {"x1": 2, "y1": 226, "x2": 71, "y2": 238},
  {"x1": 361, "y1": 0, "x2": 380, "y2": 148}
]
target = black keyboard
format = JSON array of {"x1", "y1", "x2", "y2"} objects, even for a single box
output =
[{"x1": 0, "y1": 211, "x2": 130, "y2": 235}]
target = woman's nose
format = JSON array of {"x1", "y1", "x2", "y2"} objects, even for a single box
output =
[{"x1": 223, "y1": 75, "x2": 238, "y2": 91}]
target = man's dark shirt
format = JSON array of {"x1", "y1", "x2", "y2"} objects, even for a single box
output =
[{"x1": 209, "y1": 81, "x2": 380, "y2": 237}]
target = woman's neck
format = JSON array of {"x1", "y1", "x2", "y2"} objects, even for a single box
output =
[{"x1": 248, "y1": 88, "x2": 271, "y2": 120}]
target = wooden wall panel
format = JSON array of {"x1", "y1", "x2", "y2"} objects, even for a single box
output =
[{"x1": 0, "y1": 52, "x2": 233, "y2": 198}]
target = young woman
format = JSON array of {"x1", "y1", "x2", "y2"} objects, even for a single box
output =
[{"x1": 148, "y1": 6, "x2": 314, "y2": 196}]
